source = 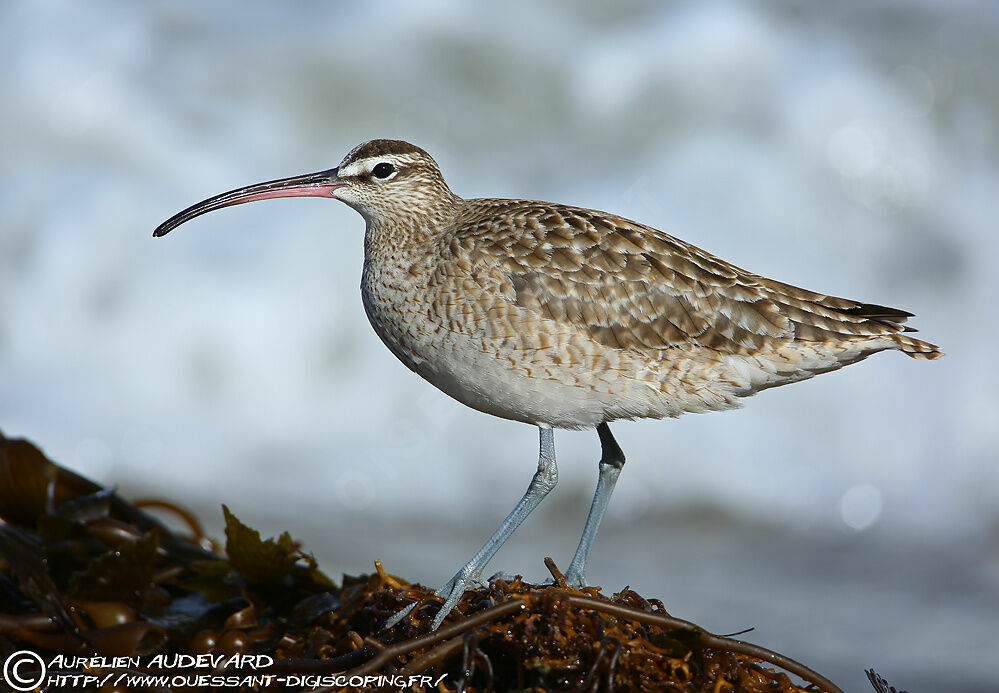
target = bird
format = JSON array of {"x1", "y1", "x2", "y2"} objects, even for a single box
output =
[{"x1": 154, "y1": 139, "x2": 942, "y2": 631}]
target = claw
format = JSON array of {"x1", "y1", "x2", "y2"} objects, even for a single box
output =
[
  {"x1": 382, "y1": 601, "x2": 416, "y2": 630},
  {"x1": 428, "y1": 566, "x2": 483, "y2": 631}
]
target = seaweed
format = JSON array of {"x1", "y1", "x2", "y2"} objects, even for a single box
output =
[{"x1": 0, "y1": 431, "x2": 843, "y2": 692}]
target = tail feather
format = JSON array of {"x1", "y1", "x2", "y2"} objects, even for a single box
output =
[
  {"x1": 892, "y1": 333, "x2": 944, "y2": 360},
  {"x1": 834, "y1": 300, "x2": 913, "y2": 327},
  {"x1": 765, "y1": 284, "x2": 944, "y2": 360}
]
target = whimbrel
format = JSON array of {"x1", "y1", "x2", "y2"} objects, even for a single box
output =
[{"x1": 155, "y1": 139, "x2": 942, "y2": 630}]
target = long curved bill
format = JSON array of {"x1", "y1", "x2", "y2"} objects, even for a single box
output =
[{"x1": 153, "y1": 167, "x2": 345, "y2": 237}]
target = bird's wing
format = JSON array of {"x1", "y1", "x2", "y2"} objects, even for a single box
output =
[{"x1": 449, "y1": 200, "x2": 914, "y2": 356}]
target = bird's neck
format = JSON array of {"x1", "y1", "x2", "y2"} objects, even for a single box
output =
[{"x1": 363, "y1": 196, "x2": 462, "y2": 267}]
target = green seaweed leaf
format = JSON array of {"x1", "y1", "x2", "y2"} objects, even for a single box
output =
[{"x1": 223, "y1": 505, "x2": 299, "y2": 585}]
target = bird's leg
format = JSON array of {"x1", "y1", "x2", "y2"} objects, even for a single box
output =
[
  {"x1": 384, "y1": 426, "x2": 558, "y2": 631},
  {"x1": 564, "y1": 422, "x2": 625, "y2": 589}
]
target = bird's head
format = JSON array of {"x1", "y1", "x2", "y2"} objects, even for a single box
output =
[{"x1": 153, "y1": 139, "x2": 455, "y2": 237}]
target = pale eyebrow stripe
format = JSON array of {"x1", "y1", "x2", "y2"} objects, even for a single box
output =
[{"x1": 339, "y1": 154, "x2": 411, "y2": 178}]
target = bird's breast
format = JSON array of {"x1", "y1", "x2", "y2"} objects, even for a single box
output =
[
  {"x1": 360, "y1": 258, "x2": 436, "y2": 375},
  {"x1": 358, "y1": 254, "x2": 673, "y2": 428}
]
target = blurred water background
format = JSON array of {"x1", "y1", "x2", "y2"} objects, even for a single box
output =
[{"x1": 2, "y1": 1, "x2": 997, "y2": 690}]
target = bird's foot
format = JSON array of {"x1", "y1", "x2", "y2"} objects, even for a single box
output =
[
  {"x1": 427, "y1": 565, "x2": 485, "y2": 631},
  {"x1": 381, "y1": 565, "x2": 485, "y2": 632},
  {"x1": 563, "y1": 567, "x2": 587, "y2": 590}
]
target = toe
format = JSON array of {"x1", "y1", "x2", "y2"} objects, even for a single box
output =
[
  {"x1": 382, "y1": 602, "x2": 416, "y2": 630},
  {"x1": 429, "y1": 567, "x2": 483, "y2": 630}
]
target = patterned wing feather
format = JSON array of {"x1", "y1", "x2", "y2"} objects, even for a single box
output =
[{"x1": 452, "y1": 200, "x2": 940, "y2": 359}]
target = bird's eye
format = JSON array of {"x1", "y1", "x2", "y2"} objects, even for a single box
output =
[{"x1": 372, "y1": 162, "x2": 395, "y2": 179}]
